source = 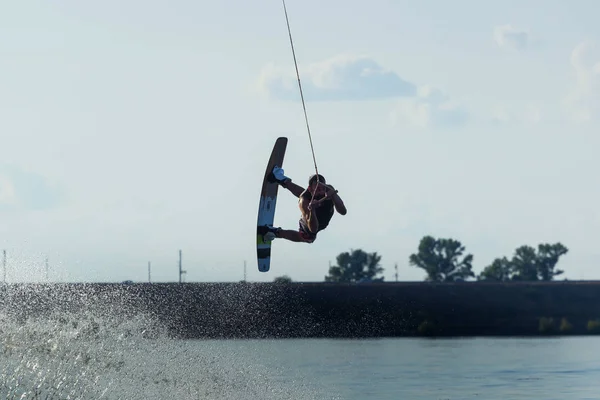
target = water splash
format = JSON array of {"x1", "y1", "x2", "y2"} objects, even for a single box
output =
[{"x1": 0, "y1": 286, "x2": 328, "y2": 400}]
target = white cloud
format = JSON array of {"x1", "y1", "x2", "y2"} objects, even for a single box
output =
[
  {"x1": 525, "y1": 104, "x2": 543, "y2": 123},
  {"x1": 258, "y1": 55, "x2": 468, "y2": 129},
  {"x1": 258, "y1": 54, "x2": 417, "y2": 102},
  {"x1": 390, "y1": 85, "x2": 468, "y2": 129},
  {"x1": 494, "y1": 24, "x2": 532, "y2": 51},
  {"x1": 490, "y1": 104, "x2": 542, "y2": 125},
  {"x1": 491, "y1": 106, "x2": 511, "y2": 125},
  {"x1": 0, "y1": 164, "x2": 62, "y2": 212},
  {"x1": 0, "y1": 174, "x2": 18, "y2": 206},
  {"x1": 564, "y1": 41, "x2": 600, "y2": 122}
]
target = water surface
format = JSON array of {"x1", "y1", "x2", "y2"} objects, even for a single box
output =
[{"x1": 1, "y1": 310, "x2": 599, "y2": 399}]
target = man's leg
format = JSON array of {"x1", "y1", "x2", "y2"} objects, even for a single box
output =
[
  {"x1": 261, "y1": 225, "x2": 315, "y2": 243},
  {"x1": 297, "y1": 219, "x2": 317, "y2": 243},
  {"x1": 282, "y1": 182, "x2": 305, "y2": 198},
  {"x1": 275, "y1": 229, "x2": 313, "y2": 242},
  {"x1": 270, "y1": 166, "x2": 305, "y2": 197}
]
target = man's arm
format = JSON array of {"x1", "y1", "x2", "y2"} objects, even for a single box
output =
[
  {"x1": 299, "y1": 195, "x2": 319, "y2": 232},
  {"x1": 331, "y1": 192, "x2": 347, "y2": 215},
  {"x1": 324, "y1": 185, "x2": 347, "y2": 215}
]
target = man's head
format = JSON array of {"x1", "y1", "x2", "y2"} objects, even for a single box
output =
[{"x1": 308, "y1": 174, "x2": 327, "y2": 195}]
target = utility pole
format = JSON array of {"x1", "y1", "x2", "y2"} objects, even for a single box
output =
[
  {"x1": 178, "y1": 250, "x2": 186, "y2": 283},
  {"x1": 395, "y1": 263, "x2": 398, "y2": 282},
  {"x1": 2, "y1": 250, "x2": 6, "y2": 283},
  {"x1": 148, "y1": 261, "x2": 151, "y2": 283},
  {"x1": 45, "y1": 257, "x2": 49, "y2": 282},
  {"x1": 243, "y1": 260, "x2": 247, "y2": 282}
]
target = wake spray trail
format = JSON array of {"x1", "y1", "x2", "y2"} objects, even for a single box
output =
[{"x1": 0, "y1": 284, "x2": 329, "y2": 400}]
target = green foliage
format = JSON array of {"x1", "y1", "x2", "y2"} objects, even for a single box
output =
[
  {"x1": 587, "y1": 319, "x2": 600, "y2": 333},
  {"x1": 409, "y1": 236, "x2": 475, "y2": 282},
  {"x1": 511, "y1": 246, "x2": 540, "y2": 281},
  {"x1": 536, "y1": 243, "x2": 568, "y2": 280},
  {"x1": 273, "y1": 275, "x2": 292, "y2": 284},
  {"x1": 478, "y1": 243, "x2": 568, "y2": 282},
  {"x1": 538, "y1": 317, "x2": 555, "y2": 334},
  {"x1": 477, "y1": 257, "x2": 512, "y2": 281},
  {"x1": 325, "y1": 249, "x2": 384, "y2": 282},
  {"x1": 559, "y1": 318, "x2": 573, "y2": 333}
]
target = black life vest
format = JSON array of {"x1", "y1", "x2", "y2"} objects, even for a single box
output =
[{"x1": 300, "y1": 190, "x2": 334, "y2": 231}]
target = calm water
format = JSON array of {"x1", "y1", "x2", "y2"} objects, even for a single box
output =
[
  {"x1": 1, "y1": 309, "x2": 599, "y2": 399},
  {"x1": 239, "y1": 337, "x2": 600, "y2": 399}
]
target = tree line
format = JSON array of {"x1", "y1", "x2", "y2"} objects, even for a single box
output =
[{"x1": 274, "y1": 235, "x2": 569, "y2": 283}]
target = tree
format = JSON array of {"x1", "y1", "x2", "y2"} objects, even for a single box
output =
[
  {"x1": 324, "y1": 249, "x2": 384, "y2": 282},
  {"x1": 273, "y1": 275, "x2": 292, "y2": 284},
  {"x1": 536, "y1": 243, "x2": 568, "y2": 281},
  {"x1": 409, "y1": 235, "x2": 475, "y2": 282},
  {"x1": 477, "y1": 242, "x2": 568, "y2": 281},
  {"x1": 477, "y1": 256, "x2": 512, "y2": 281},
  {"x1": 510, "y1": 245, "x2": 539, "y2": 281}
]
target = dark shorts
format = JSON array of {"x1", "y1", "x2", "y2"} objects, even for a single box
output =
[{"x1": 298, "y1": 219, "x2": 318, "y2": 243}]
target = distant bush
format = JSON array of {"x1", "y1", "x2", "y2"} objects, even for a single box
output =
[
  {"x1": 587, "y1": 319, "x2": 600, "y2": 333},
  {"x1": 273, "y1": 275, "x2": 292, "y2": 284},
  {"x1": 538, "y1": 317, "x2": 555, "y2": 334},
  {"x1": 418, "y1": 319, "x2": 436, "y2": 336},
  {"x1": 559, "y1": 318, "x2": 573, "y2": 333}
]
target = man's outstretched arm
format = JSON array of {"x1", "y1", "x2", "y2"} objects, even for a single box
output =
[{"x1": 325, "y1": 185, "x2": 347, "y2": 215}]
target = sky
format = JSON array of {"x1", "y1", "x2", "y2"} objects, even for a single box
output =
[{"x1": 1, "y1": 0, "x2": 600, "y2": 283}]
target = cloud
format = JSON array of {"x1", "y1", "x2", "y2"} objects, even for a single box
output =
[
  {"x1": 491, "y1": 106, "x2": 511, "y2": 125},
  {"x1": 258, "y1": 54, "x2": 466, "y2": 129},
  {"x1": 258, "y1": 54, "x2": 417, "y2": 102},
  {"x1": 0, "y1": 164, "x2": 63, "y2": 212},
  {"x1": 564, "y1": 40, "x2": 600, "y2": 122},
  {"x1": 494, "y1": 24, "x2": 532, "y2": 51},
  {"x1": 390, "y1": 86, "x2": 468, "y2": 129},
  {"x1": 490, "y1": 104, "x2": 542, "y2": 125}
]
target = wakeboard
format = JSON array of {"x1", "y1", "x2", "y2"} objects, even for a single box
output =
[{"x1": 256, "y1": 137, "x2": 288, "y2": 272}]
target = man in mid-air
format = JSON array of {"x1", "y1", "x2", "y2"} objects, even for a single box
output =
[{"x1": 260, "y1": 166, "x2": 347, "y2": 243}]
